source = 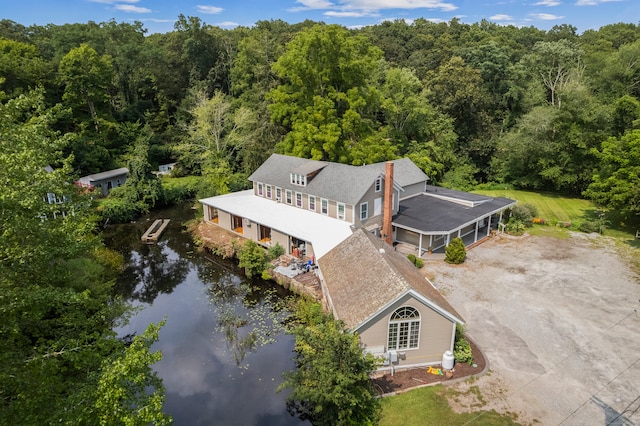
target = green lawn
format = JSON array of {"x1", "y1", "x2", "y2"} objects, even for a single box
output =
[
  {"x1": 473, "y1": 189, "x2": 640, "y2": 241},
  {"x1": 379, "y1": 384, "x2": 520, "y2": 426},
  {"x1": 473, "y1": 189, "x2": 595, "y2": 223}
]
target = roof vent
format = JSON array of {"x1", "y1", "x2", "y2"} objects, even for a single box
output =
[{"x1": 379, "y1": 248, "x2": 385, "y2": 254}]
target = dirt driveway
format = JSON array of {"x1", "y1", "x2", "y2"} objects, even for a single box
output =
[{"x1": 426, "y1": 233, "x2": 640, "y2": 425}]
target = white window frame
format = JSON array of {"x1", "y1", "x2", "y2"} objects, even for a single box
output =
[
  {"x1": 266, "y1": 185, "x2": 272, "y2": 199},
  {"x1": 375, "y1": 177, "x2": 382, "y2": 192},
  {"x1": 308, "y1": 195, "x2": 316, "y2": 212},
  {"x1": 360, "y1": 202, "x2": 368, "y2": 221},
  {"x1": 387, "y1": 306, "x2": 421, "y2": 351},
  {"x1": 276, "y1": 187, "x2": 282, "y2": 202},
  {"x1": 290, "y1": 173, "x2": 307, "y2": 187},
  {"x1": 321, "y1": 198, "x2": 328, "y2": 215},
  {"x1": 337, "y1": 202, "x2": 345, "y2": 220},
  {"x1": 285, "y1": 190, "x2": 292, "y2": 205},
  {"x1": 257, "y1": 182, "x2": 264, "y2": 196},
  {"x1": 295, "y1": 192, "x2": 303, "y2": 208}
]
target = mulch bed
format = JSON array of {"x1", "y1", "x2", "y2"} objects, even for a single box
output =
[{"x1": 372, "y1": 338, "x2": 486, "y2": 395}]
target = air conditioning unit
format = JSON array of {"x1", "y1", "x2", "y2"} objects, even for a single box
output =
[{"x1": 276, "y1": 197, "x2": 281, "y2": 203}]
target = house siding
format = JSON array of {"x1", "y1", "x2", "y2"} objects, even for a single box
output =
[
  {"x1": 271, "y1": 230, "x2": 289, "y2": 253},
  {"x1": 357, "y1": 293, "x2": 455, "y2": 368},
  {"x1": 400, "y1": 182, "x2": 425, "y2": 199},
  {"x1": 253, "y1": 181, "x2": 355, "y2": 223}
]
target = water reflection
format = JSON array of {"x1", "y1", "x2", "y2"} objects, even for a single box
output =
[{"x1": 106, "y1": 205, "x2": 306, "y2": 425}]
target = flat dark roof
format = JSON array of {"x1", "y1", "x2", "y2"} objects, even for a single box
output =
[{"x1": 393, "y1": 193, "x2": 516, "y2": 233}]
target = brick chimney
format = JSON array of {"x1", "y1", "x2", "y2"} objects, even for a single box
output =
[{"x1": 382, "y1": 161, "x2": 394, "y2": 246}]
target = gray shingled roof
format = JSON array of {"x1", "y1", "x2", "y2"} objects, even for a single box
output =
[
  {"x1": 249, "y1": 154, "x2": 428, "y2": 206},
  {"x1": 318, "y1": 228, "x2": 463, "y2": 330},
  {"x1": 78, "y1": 167, "x2": 129, "y2": 183},
  {"x1": 393, "y1": 193, "x2": 516, "y2": 233}
]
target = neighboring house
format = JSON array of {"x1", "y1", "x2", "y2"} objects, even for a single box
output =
[
  {"x1": 76, "y1": 167, "x2": 128, "y2": 197},
  {"x1": 158, "y1": 163, "x2": 176, "y2": 175},
  {"x1": 318, "y1": 228, "x2": 464, "y2": 371}
]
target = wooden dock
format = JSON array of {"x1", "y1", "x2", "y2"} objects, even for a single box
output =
[{"x1": 141, "y1": 219, "x2": 170, "y2": 243}]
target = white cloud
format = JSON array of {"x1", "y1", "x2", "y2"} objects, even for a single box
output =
[
  {"x1": 534, "y1": 0, "x2": 561, "y2": 5},
  {"x1": 197, "y1": 5, "x2": 224, "y2": 14},
  {"x1": 490, "y1": 14, "x2": 514, "y2": 21},
  {"x1": 115, "y1": 4, "x2": 151, "y2": 13},
  {"x1": 575, "y1": 0, "x2": 620, "y2": 4},
  {"x1": 530, "y1": 12, "x2": 564, "y2": 19},
  {"x1": 325, "y1": 10, "x2": 380, "y2": 17},
  {"x1": 290, "y1": 0, "x2": 458, "y2": 15},
  {"x1": 215, "y1": 21, "x2": 240, "y2": 27},
  {"x1": 296, "y1": 0, "x2": 335, "y2": 8},
  {"x1": 137, "y1": 18, "x2": 175, "y2": 23}
]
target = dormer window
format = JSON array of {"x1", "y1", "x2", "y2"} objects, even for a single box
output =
[
  {"x1": 375, "y1": 177, "x2": 382, "y2": 192},
  {"x1": 290, "y1": 173, "x2": 307, "y2": 187}
]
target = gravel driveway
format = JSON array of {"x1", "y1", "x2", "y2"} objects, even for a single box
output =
[{"x1": 426, "y1": 233, "x2": 640, "y2": 425}]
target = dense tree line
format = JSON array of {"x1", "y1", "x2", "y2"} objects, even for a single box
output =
[
  {"x1": 1, "y1": 17, "x2": 639, "y2": 213},
  {"x1": 1, "y1": 14, "x2": 639, "y2": 423}
]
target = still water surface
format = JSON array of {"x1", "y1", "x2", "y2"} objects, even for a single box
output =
[{"x1": 104, "y1": 204, "x2": 306, "y2": 425}]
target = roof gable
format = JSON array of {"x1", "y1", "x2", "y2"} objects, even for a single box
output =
[{"x1": 318, "y1": 228, "x2": 462, "y2": 330}]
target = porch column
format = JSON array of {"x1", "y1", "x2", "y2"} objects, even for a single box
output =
[
  {"x1": 474, "y1": 221, "x2": 479, "y2": 243},
  {"x1": 418, "y1": 233, "x2": 423, "y2": 256},
  {"x1": 486, "y1": 215, "x2": 492, "y2": 236},
  {"x1": 446, "y1": 233, "x2": 450, "y2": 246}
]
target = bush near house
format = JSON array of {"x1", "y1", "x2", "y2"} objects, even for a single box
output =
[
  {"x1": 445, "y1": 238, "x2": 466, "y2": 264},
  {"x1": 237, "y1": 240, "x2": 268, "y2": 278},
  {"x1": 453, "y1": 323, "x2": 473, "y2": 365},
  {"x1": 407, "y1": 253, "x2": 424, "y2": 268}
]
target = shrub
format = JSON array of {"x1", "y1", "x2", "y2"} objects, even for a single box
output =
[
  {"x1": 578, "y1": 221, "x2": 600, "y2": 233},
  {"x1": 453, "y1": 325, "x2": 474, "y2": 365},
  {"x1": 98, "y1": 197, "x2": 145, "y2": 223},
  {"x1": 237, "y1": 240, "x2": 268, "y2": 278},
  {"x1": 505, "y1": 217, "x2": 526, "y2": 235},
  {"x1": 406, "y1": 254, "x2": 424, "y2": 269},
  {"x1": 267, "y1": 243, "x2": 285, "y2": 260},
  {"x1": 510, "y1": 203, "x2": 537, "y2": 226},
  {"x1": 445, "y1": 237, "x2": 466, "y2": 264}
]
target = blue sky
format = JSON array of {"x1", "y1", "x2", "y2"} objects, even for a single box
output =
[{"x1": 3, "y1": 0, "x2": 638, "y2": 34}]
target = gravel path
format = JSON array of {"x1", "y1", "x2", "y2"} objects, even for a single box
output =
[{"x1": 425, "y1": 233, "x2": 640, "y2": 425}]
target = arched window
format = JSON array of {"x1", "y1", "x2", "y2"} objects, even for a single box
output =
[{"x1": 387, "y1": 306, "x2": 420, "y2": 351}]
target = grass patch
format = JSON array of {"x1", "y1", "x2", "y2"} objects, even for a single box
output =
[
  {"x1": 473, "y1": 189, "x2": 594, "y2": 223},
  {"x1": 379, "y1": 385, "x2": 519, "y2": 426},
  {"x1": 473, "y1": 189, "x2": 640, "y2": 241}
]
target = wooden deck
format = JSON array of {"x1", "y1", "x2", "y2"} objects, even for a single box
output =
[{"x1": 141, "y1": 219, "x2": 170, "y2": 243}]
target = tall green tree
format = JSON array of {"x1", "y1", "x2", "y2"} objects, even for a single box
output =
[
  {"x1": 268, "y1": 24, "x2": 384, "y2": 163},
  {"x1": 584, "y1": 129, "x2": 640, "y2": 220},
  {"x1": 0, "y1": 90, "x2": 168, "y2": 424},
  {"x1": 58, "y1": 43, "x2": 114, "y2": 130},
  {"x1": 280, "y1": 300, "x2": 381, "y2": 426}
]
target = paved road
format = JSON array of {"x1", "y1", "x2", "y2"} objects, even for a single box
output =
[{"x1": 428, "y1": 233, "x2": 640, "y2": 425}]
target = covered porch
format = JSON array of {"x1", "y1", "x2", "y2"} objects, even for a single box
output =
[{"x1": 392, "y1": 190, "x2": 516, "y2": 256}]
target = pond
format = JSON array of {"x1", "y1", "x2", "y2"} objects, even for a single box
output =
[{"x1": 104, "y1": 203, "x2": 306, "y2": 425}]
